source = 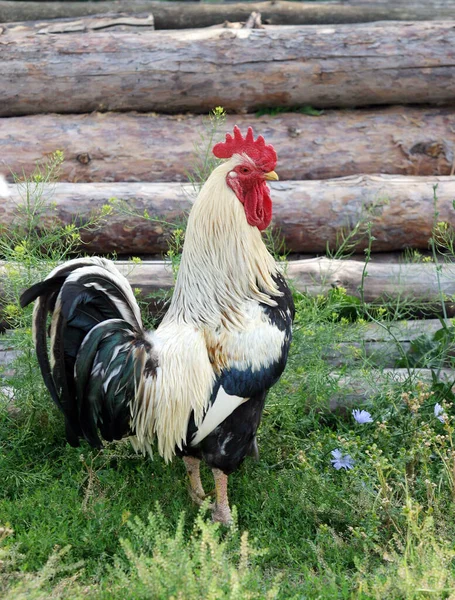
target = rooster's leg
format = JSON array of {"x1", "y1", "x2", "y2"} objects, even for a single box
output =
[
  {"x1": 211, "y1": 468, "x2": 232, "y2": 525},
  {"x1": 183, "y1": 456, "x2": 206, "y2": 505}
]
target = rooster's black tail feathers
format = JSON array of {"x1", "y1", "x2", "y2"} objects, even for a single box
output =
[{"x1": 20, "y1": 258, "x2": 155, "y2": 448}]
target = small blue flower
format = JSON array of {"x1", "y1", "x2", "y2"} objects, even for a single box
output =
[
  {"x1": 330, "y1": 449, "x2": 355, "y2": 470},
  {"x1": 434, "y1": 403, "x2": 445, "y2": 423},
  {"x1": 352, "y1": 409, "x2": 373, "y2": 424}
]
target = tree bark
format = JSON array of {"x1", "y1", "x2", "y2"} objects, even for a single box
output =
[
  {"x1": 286, "y1": 257, "x2": 455, "y2": 305},
  {"x1": 1, "y1": 175, "x2": 455, "y2": 254},
  {"x1": 1, "y1": 108, "x2": 454, "y2": 183},
  {"x1": 2, "y1": 1, "x2": 455, "y2": 28},
  {"x1": 2, "y1": 22, "x2": 455, "y2": 116}
]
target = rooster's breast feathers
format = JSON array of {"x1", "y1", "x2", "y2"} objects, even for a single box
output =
[{"x1": 187, "y1": 271, "x2": 294, "y2": 450}]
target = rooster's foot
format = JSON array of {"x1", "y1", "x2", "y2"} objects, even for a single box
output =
[
  {"x1": 183, "y1": 456, "x2": 207, "y2": 506},
  {"x1": 211, "y1": 468, "x2": 232, "y2": 526},
  {"x1": 188, "y1": 488, "x2": 207, "y2": 506},
  {"x1": 211, "y1": 504, "x2": 232, "y2": 525},
  {"x1": 190, "y1": 488, "x2": 216, "y2": 507}
]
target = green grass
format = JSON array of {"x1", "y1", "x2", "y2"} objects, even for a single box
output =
[{"x1": 3, "y1": 297, "x2": 455, "y2": 598}]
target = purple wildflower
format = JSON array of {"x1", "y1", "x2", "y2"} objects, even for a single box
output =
[
  {"x1": 434, "y1": 403, "x2": 445, "y2": 423},
  {"x1": 352, "y1": 409, "x2": 373, "y2": 424},
  {"x1": 330, "y1": 449, "x2": 355, "y2": 470}
]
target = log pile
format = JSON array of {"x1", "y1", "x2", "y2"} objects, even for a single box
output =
[{"x1": 1, "y1": 0, "x2": 455, "y2": 405}]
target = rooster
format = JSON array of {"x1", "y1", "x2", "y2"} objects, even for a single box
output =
[{"x1": 20, "y1": 127, "x2": 294, "y2": 524}]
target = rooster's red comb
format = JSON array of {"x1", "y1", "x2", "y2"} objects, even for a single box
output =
[{"x1": 212, "y1": 126, "x2": 277, "y2": 172}]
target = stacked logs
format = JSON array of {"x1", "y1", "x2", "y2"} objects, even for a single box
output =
[{"x1": 1, "y1": 1, "x2": 455, "y2": 310}]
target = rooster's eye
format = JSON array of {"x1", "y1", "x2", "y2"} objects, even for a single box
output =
[{"x1": 240, "y1": 167, "x2": 250, "y2": 174}]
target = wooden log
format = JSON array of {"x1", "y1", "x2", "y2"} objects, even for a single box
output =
[
  {"x1": 2, "y1": 175, "x2": 455, "y2": 254},
  {"x1": 328, "y1": 368, "x2": 455, "y2": 410},
  {"x1": 2, "y1": 13, "x2": 155, "y2": 33},
  {"x1": 1, "y1": 108, "x2": 454, "y2": 183},
  {"x1": 287, "y1": 257, "x2": 455, "y2": 305},
  {"x1": 2, "y1": 1, "x2": 455, "y2": 28},
  {"x1": 2, "y1": 22, "x2": 455, "y2": 116},
  {"x1": 324, "y1": 319, "x2": 453, "y2": 368},
  {"x1": 358, "y1": 318, "x2": 451, "y2": 342},
  {"x1": 1, "y1": 256, "x2": 455, "y2": 310},
  {"x1": 0, "y1": 334, "x2": 18, "y2": 376},
  {"x1": 325, "y1": 340, "x2": 412, "y2": 368},
  {"x1": 276, "y1": 175, "x2": 455, "y2": 254}
]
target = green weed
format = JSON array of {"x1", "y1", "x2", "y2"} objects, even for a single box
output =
[{"x1": 255, "y1": 106, "x2": 324, "y2": 117}]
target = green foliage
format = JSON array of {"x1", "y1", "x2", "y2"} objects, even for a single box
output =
[
  {"x1": 186, "y1": 106, "x2": 227, "y2": 196},
  {"x1": 1, "y1": 506, "x2": 280, "y2": 600},
  {"x1": 101, "y1": 505, "x2": 280, "y2": 599},
  {"x1": 106, "y1": 196, "x2": 183, "y2": 234},
  {"x1": 0, "y1": 152, "x2": 108, "y2": 329},
  {"x1": 255, "y1": 106, "x2": 324, "y2": 117},
  {"x1": 397, "y1": 323, "x2": 455, "y2": 370},
  {"x1": 356, "y1": 501, "x2": 455, "y2": 599},
  {"x1": 0, "y1": 151, "x2": 107, "y2": 266},
  {"x1": 1, "y1": 541, "x2": 84, "y2": 600}
]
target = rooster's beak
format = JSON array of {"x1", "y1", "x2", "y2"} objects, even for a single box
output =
[{"x1": 264, "y1": 171, "x2": 279, "y2": 181}]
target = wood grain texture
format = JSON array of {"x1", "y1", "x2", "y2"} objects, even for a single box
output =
[
  {"x1": 270, "y1": 175, "x2": 455, "y2": 254},
  {"x1": 2, "y1": 22, "x2": 455, "y2": 116},
  {"x1": 1, "y1": 1, "x2": 455, "y2": 27},
  {"x1": 286, "y1": 257, "x2": 455, "y2": 305},
  {"x1": 324, "y1": 319, "x2": 453, "y2": 368},
  {"x1": 1, "y1": 175, "x2": 454, "y2": 254},
  {"x1": 1, "y1": 108, "x2": 454, "y2": 183}
]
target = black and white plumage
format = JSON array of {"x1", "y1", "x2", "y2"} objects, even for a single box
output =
[
  {"x1": 20, "y1": 128, "x2": 294, "y2": 524},
  {"x1": 183, "y1": 272, "x2": 294, "y2": 474}
]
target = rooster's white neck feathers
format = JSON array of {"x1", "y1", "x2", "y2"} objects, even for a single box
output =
[{"x1": 164, "y1": 156, "x2": 279, "y2": 329}]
